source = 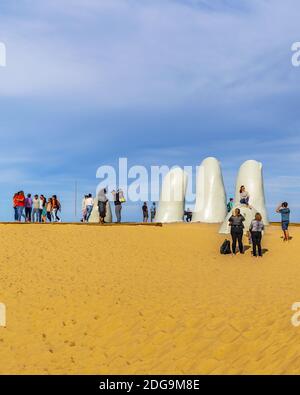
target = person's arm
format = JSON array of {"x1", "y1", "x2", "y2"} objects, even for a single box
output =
[
  {"x1": 276, "y1": 204, "x2": 282, "y2": 213},
  {"x1": 228, "y1": 215, "x2": 233, "y2": 226},
  {"x1": 249, "y1": 221, "x2": 253, "y2": 231},
  {"x1": 261, "y1": 222, "x2": 265, "y2": 231},
  {"x1": 241, "y1": 215, "x2": 245, "y2": 221}
]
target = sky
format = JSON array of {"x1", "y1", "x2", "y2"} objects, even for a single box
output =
[{"x1": 0, "y1": 0, "x2": 300, "y2": 222}]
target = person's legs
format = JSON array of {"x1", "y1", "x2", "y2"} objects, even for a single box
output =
[
  {"x1": 20, "y1": 207, "x2": 24, "y2": 221},
  {"x1": 51, "y1": 209, "x2": 56, "y2": 222},
  {"x1": 47, "y1": 212, "x2": 52, "y2": 222},
  {"x1": 85, "y1": 206, "x2": 90, "y2": 222},
  {"x1": 17, "y1": 206, "x2": 24, "y2": 222},
  {"x1": 32, "y1": 208, "x2": 37, "y2": 222},
  {"x1": 115, "y1": 206, "x2": 119, "y2": 222},
  {"x1": 14, "y1": 207, "x2": 18, "y2": 221},
  {"x1": 231, "y1": 231, "x2": 237, "y2": 254},
  {"x1": 251, "y1": 231, "x2": 258, "y2": 256},
  {"x1": 285, "y1": 230, "x2": 290, "y2": 241},
  {"x1": 237, "y1": 231, "x2": 244, "y2": 254},
  {"x1": 26, "y1": 207, "x2": 32, "y2": 222},
  {"x1": 115, "y1": 205, "x2": 121, "y2": 223},
  {"x1": 98, "y1": 202, "x2": 106, "y2": 224},
  {"x1": 282, "y1": 221, "x2": 289, "y2": 241},
  {"x1": 86, "y1": 205, "x2": 92, "y2": 222},
  {"x1": 257, "y1": 232, "x2": 262, "y2": 257},
  {"x1": 38, "y1": 209, "x2": 43, "y2": 223},
  {"x1": 16, "y1": 207, "x2": 20, "y2": 221},
  {"x1": 55, "y1": 210, "x2": 60, "y2": 221}
]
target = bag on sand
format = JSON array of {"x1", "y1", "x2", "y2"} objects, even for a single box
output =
[{"x1": 220, "y1": 239, "x2": 231, "y2": 255}]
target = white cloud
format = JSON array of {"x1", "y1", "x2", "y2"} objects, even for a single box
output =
[{"x1": 0, "y1": 0, "x2": 299, "y2": 109}]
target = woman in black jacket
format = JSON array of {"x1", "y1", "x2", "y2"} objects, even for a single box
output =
[{"x1": 229, "y1": 208, "x2": 245, "y2": 255}]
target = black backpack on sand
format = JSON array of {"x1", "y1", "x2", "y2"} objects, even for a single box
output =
[{"x1": 220, "y1": 239, "x2": 231, "y2": 255}]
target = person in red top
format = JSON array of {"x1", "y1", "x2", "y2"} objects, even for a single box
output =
[
  {"x1": 13, "y1": 192, "x2": 18, "y2": 221},
  {"x1": 15, "y1": 191, "x2": 25, "y2": 222}
]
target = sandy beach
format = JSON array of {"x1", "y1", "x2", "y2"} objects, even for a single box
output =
[{"x1": 0, "y1": 222, "x2": 299, "y2": 374}]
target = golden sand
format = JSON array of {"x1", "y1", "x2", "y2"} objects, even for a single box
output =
[{"x1": 0, "y1": 222, "x2": 299, "y2": 374}]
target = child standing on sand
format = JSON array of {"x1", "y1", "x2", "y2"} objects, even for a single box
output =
[
  {"x1": 276, "y1": 202, "x2": 290, "y2": 241},
  {"x1": 249, "y1": 213, "x2": 264, "y2": 258}
]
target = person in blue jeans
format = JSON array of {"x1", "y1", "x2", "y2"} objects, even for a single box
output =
[{"x1": 276, "y1": 202, "x2": 291, "y2": 242}]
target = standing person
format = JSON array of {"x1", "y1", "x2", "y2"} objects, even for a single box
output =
[
  {"x1": 39, "y1": 195, "x2": 46, "y2": 223},
  {"x1": 81, "y1": 195, "x2": 88, "y2": 222},
  {"x1": 98, "y1": 188, "x2": 108, "y2": 224},
  {"x1": 113, "y1": 190, "x2": 122, "y2": 223},
  {"x1": 239, "y1": 186, "x2": 252, "y2": 208},
  {"x1": 46, "y1": 198, "x2": 52, "y2": 222},
  {"x1": 150, "y1": 202, "x2": 156, "y2": 222},
  {"x1": 32, "y1": 195, "x2": 40, "y2": 223},
  {"x1": 229, "y1": 208, "x2": 245, "y2": 255},
  {"x1": 85, "y1": 194, "x2": 94, "y2": 222},
  {"x1": 184, "y1": 208, "x2": 193, "y2": 222},
  {"x1": 41, "y1": 203, "x2": 47, "y2": 223},
  {"x1": 249, "y1": 213, "x2": 264, "y2": 258},
  {"x1": 227, "y1": 198, "x2": 234, "y2": 213},
  {"x1": 15, "y1": 191, "x2": 25, "y2": 222},
  {"x1": 276, "y1": 202, "x2": 291, "y2": 242},
  {"x1": 51, "y1": 195, "x2": 61, "y2": 222},
  {"x1": 24, "y1": 193, "x2": 33, "y2": 222},
  {"x1": 142, "y1": 202, "x2": 149, "y2": 223},
  {"x1": 13, "y1": 192, "x2": 18, "y2": 221}
]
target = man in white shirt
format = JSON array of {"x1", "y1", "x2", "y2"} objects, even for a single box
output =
[{"x1": 85, "y1": 194, "x2": 94, "y2": 222}]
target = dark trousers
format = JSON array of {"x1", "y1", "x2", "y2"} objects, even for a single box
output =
[
  {"x1": 115, "y1": 204, "x2": 122, "y2": 223},
  {"x1": 98, "y1": 202, "x2": 107, "y2": 221},
  {"x1": 47, "y1": 212, "x2": 52, "y2": 222},
  {"x1": 231, "y1": 228, "x2": 244, "y2": 254},
  {"x1": 38, "y1": 209, "x2": 43, "y2": 223},
  {"x1": 14, "y1": 207, "x2": 18, "y2": 221},
  {"x1": 251, "y1": 231, "x2": 262, "y2": 257},
  {"x1": 25, "y1": 207, "x2": 32, "y2": 222}
]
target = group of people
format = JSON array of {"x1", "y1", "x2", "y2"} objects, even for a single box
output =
[
  {"x1": 81, "y1": 188, "x2": 121, "y2": 224},
  {"x1": 82, "y1": 190, "x2": 157, "y2": 224},
  {"x1": 142, "y1": 202, "x2": 156, "y2": 222},
  {"x1": 13, "y1": 191, "x2": 61, "y2": 223},
  {"x1": 226, "y1": 185, "x2": 291, "y2": 258}
]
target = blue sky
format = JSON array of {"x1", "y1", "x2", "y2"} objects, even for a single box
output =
[{"x1": 0, "y1": 0, "x2": 300, "y2": 222}]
